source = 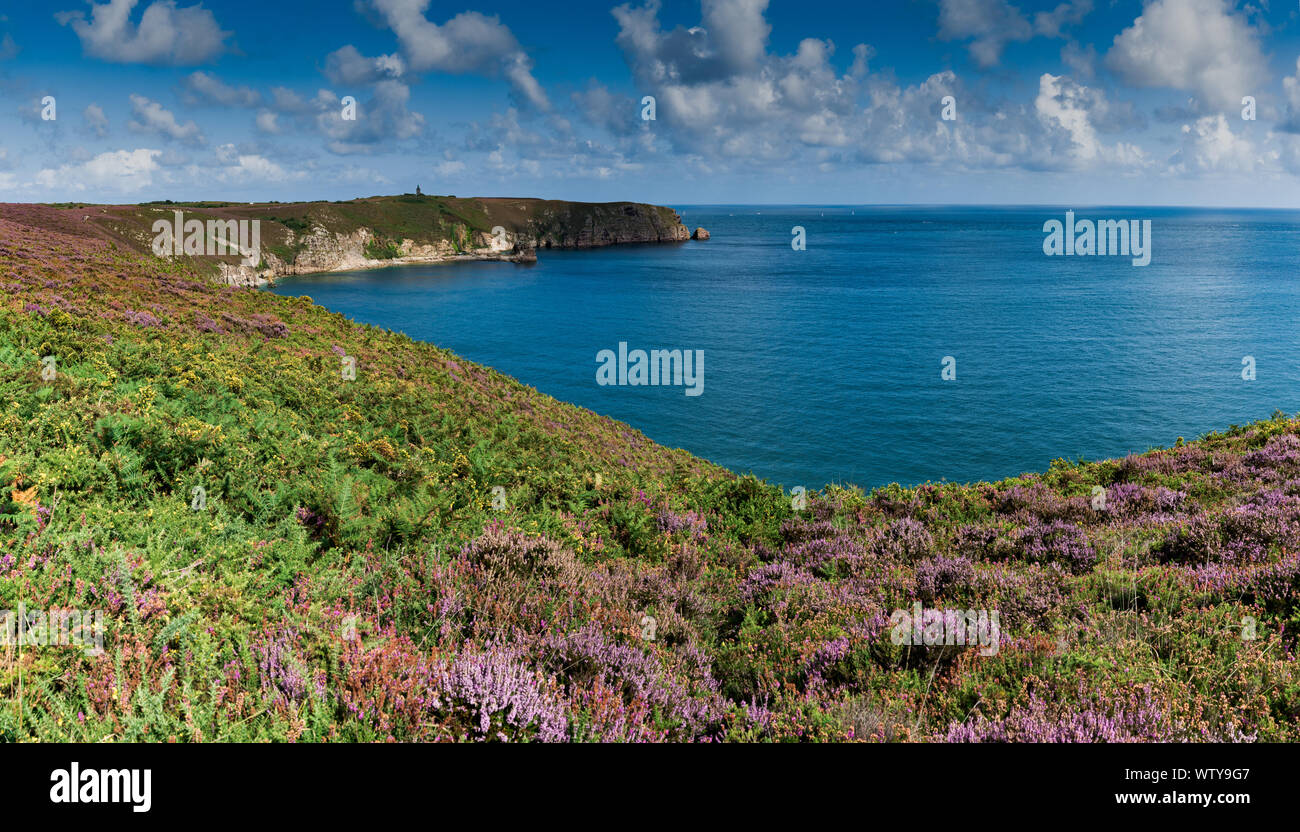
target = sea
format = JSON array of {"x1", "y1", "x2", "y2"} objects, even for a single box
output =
[{"x1": 266, "y1": 206, "x2": 1300, "y2": 491}]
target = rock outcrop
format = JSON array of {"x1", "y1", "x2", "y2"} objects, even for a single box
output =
[
  {"x1": 234, "y1": 199, "x2": 688, "y2": 285},
  {"x1": 501, "y1": 200, "x2": 691, "y2": 248},
  {"x1": 692, "y1": 227, "x2": 710, "y2": 240},
  {"x1": 33, "y1": 195, "x2": 690, "y2": 287}
]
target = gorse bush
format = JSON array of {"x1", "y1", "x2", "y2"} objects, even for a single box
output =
[{"x1": 0, "y1": 206, "x2": 1297, "y2": 742}]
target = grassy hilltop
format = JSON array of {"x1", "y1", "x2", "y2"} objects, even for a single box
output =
[
  {"x1": 34, "y1": 194, "x2": 690, "y2": 278},
  {"x1": 0, "y1": 204, "x2": 1296, "y2": 742}
]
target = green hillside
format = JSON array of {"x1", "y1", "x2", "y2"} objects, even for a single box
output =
[
  {"x1": 0, "y1": 205, "x2": 1296, "y2": 742},
  {"x1": 32, "y1": 194, "x2": 689, "y2": 277}
]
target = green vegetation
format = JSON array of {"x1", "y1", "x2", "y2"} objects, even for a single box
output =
[
  {"x1": 1, "y1": 205, "x2": 1295, "y2": 743},
  {"x1": 363, "y1": 237, "x2": 403, "y2": 260},
  {"x1": 49, "y1": 194, "x2": 689, "y2": 279}
]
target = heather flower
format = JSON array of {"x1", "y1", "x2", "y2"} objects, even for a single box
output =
[
  {"x1": 541, "y1": 625, "x2": 726, "y2": 740},
  {"x1": 461, "y1": 523, "x2": 581, "y2": 586},
  {"x1": 1010, "y1": 520, "x2": 1096, "y2": 573},
  {"x1": 437, "y1": 645, "x2": 568, "y2": 742},
  {"x1": 252, "y1": 627, "x2": 325, "y2": 708},
  {"x1": 945, "y1": 686, "x2": 1175, "y2": 743},
  {"x1": 875, "y1": 518, "x2": 934, "y2": 561},
  {"x1": 124, "y1": 309, "x2": 162, "y2": 327},
  {"x1": 952, "y1": 523, "x2": 1001, "y2": 559},
  {"x1": 914, "y1": 555, "x2": 976, "y2": 603}
]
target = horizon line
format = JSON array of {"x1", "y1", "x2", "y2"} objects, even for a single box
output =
[{"x1": 9, "y1": 198, "x2": 1300, "y2": 212}]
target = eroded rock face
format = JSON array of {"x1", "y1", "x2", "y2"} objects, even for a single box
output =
[
  {"x1": 215, "y1": 200, "x2": 689, "y2": 286},
  {"x1": 692, "y1": 227, "x2": 710, "y2": 240},
  {"x1": 217, "y1": 262, "x2": 270, "y2": 288},
  {"x1": 285, "y1": 228, "x2": 379, "y2": 274},
  {"x1": 514, "y1": 203, "x2": 690, "y2": 248}
]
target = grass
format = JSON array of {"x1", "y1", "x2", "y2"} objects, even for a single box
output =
[{"x1": 0, "y1": 204, "x2": 1296, "y2": 742}]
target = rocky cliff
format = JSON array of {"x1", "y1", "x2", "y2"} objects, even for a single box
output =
[
  {"x1": 491, "y1": 199, "x2": 691, "y2": 248},
  {"x1": 4, "y1": 195, "x2": 693, "y2": 288},
  {"x1": 217, "y1": 224, "x2": 538, "y2": 288}
]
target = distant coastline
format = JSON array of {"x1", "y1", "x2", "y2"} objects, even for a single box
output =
[{"x1": 2, "y1": 194, "x2": 700, "y2": 288}]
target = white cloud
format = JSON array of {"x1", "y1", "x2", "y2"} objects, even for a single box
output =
[
  {"x1": 1171, "y1": 113, "x2": 1268, "y2": 172},
  {"x1": 938, "y1": 0, "x2": 1032, "y2": 67},
  {"x1": 702, "y1": 0, "x2": 772, "y2": 75},
  {"x1": 323, "y1": 45, "x2": 406, "y2": 85},
  {"x1": 57, "y1": 0, "x2": 232, "y2": 65},
  {"x1": 127, "y1": 94, "x2": 205, "y2": 145},
  {"x1": 363, "y1": 0, "x2": 549, "y2": 109},
  {"x1": 210, "y1": 143, "x2": 299, "y2": 182},
  {"x1": 937, "y1": 0, "x2": 1091, "y2": 67},
  {"x1": 34, "y1": 148, "x2": 161, "y2": 192},
  {"x1": 313, "y1": 80, "x2": 425, "y2": 154},
  {"x1": 608, "y1": 0, "x2": 1034, "y2": 170},
  {"x1": 1034, "y1": 73, "x2": 1146, "y2": 166},
  {"x1": 1106, "y1": 0, "x2": 1267, "y2": 113},
  {"x1": 181, "y1": 71, "x2": 261, "y2": 107},
  {"x1": 611, "y1": 1, "x2": 866, "y2": 143}
]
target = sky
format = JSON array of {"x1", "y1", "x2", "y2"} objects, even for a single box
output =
[{"x1": 2, "y1": 0, "x2": 1300, "y2": 205}]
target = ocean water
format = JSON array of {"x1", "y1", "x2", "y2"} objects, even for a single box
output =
[{"x1": 267, "y1": 206, "x2": 1300, "y2": 490}]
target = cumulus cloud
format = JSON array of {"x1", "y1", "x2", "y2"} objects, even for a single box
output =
[
  {"x1": 1106, "y1": 0, "x2": 1267, "y2": 113},
  {"x1": 1034, "y1": 73, "x2": 1146, "y2": 166},
  {"x1": 127, "y1": 94, "x2": 205, "y2": 144},
  {"x1": 937, "y1": 0, "x2": 1091, "y2": 68},
  {"x1": 210, "y1": 142, "x2": 300, "y2": 182},
  {"x1": 173, "y1": 70, "x2": 425, "y2": 151},
  {"x1": 1171, "y1": 113, "x2": 1269, "y2": 173},
  {"x1": 181, "y1": 71, "x2": 261, "y2": 107},
  {"x1": 312, "y1": 80, "x2": 425, "y2": 154},
  {"x1": 361, "y1": 0, "x2": 549, "y2": 109},
  {"x1": 611, "y1": 1, "x2": 865, "y2": 149},
  {"x1": 247, "y1": 82, "x2": 425, "y2": 152},
  {"x1": 57, "y1": 0, "x2": 232, "y2": 65},
  {"x1": 593, "y1": 0, "x2": 1161, "y2": 180},
  {"x1": 34, "y1": 147, "x2": 162, "y2": 192},
  {"x1": 323, "y1": 45, "x2": 406, "y2": 86},
  {"x1": 609, "y1": 0, "x2": 1014, "y2": 169}
]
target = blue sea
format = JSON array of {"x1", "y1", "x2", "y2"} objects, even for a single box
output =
[{"x1": 267, "y1": 206, "x2": 1300, "y2": 491}]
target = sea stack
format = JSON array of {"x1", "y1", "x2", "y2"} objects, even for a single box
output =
[{"x1": 692, "y1": 227, "x2": 710, "y2": 240}]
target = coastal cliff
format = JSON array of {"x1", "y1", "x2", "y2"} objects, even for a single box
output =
[{"x1": 5, "y1": 194, "x2": 692, "y2": 287}]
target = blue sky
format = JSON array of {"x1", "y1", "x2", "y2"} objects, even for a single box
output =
[{"x1": 2, "y1": 0, "x2": 1300, "y2": 205}]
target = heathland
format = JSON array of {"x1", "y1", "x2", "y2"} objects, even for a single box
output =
[
  {"x1": 40, "y1": 194, "x2": 692, "y2": 286},
  {"x1": 0, "y1": 200, "x2": 1295, "y2": 742}
]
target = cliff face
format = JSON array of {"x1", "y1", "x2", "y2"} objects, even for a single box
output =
[
  {"x1": 494, "y1": 200, "x2": 691, "y2": 248},
  {"x1": 218, "y1": 199, "x2": 689, "y2": 285},
  {"x1": 0, "y1": 195, "x2": 692, "y2": 288}
]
